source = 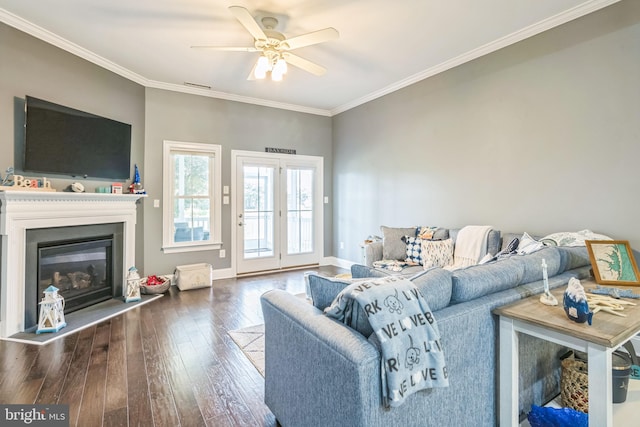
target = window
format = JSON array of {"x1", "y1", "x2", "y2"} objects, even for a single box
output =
[{"x1": 162, "y1": 141, "x2": 222, "y2": 253}]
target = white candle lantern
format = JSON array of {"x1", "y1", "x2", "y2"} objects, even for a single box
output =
[
  {"x1": 126, "y1": 266, "x2": 142, "y2": 302},
  {"x1": 36, "y1": 285, "x2": 67, "y2": 334}
]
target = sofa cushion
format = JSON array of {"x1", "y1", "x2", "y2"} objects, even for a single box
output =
[
  {"x1": 421, "y1": 238, "x2": 454, "y2": 269},
  {"x1": 451, "y1": 258, "x2": 525, "y2": 303},
  {"x1": 307, "y1": 274, "x2": 374, "y2": 337},
  {"x1": 381, "y1": 226, "x2": 417, "y2": 260},
  {"x1": 556, "y1": 246, "x2": 591, "y2": 273},
  {"x1": 409, "y1": 268, "x2": 453, "y2": 311},
  {"x1": 512, "y1": 246, "x2": 562, "y2": 284}
]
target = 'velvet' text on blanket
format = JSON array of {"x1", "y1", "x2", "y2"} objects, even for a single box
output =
[{"x1": 324, "y1": 276, "x2": 449, "y2": 407}]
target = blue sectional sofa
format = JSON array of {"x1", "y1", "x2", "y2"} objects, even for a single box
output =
[{"x1": 260, "y1": 237, "x2": 597, "y2": 426}]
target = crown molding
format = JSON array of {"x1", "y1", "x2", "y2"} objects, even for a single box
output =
[
  {"x1": 145, "y1": 80, "x2": 332, "y2": 116},
  {"x1": 2, "y1": 0, "x2": 621, "y2": 118},
  {"x1": 330, "y1": 0, "x2": 621, "y2": 116},
  {"x1": 0, "y1": 7, "x2": 331, "y2": 117}
]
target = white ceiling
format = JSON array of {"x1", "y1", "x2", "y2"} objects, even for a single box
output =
[{"x1": 0, "y1": 0, "x2": 620, "y2": 116}]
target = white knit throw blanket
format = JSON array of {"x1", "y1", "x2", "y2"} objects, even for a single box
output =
[{"x1": 446, "y1": 225, "x2": 493, "y2": 270}]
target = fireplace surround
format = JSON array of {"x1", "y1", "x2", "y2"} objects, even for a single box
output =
[{"x1": 0, "y1": 191, "x2": 144, "y2": 338}]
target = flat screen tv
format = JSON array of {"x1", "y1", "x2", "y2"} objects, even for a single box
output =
[{"x1": 24, "y1": 96, "x2": 132, "y2": 180}]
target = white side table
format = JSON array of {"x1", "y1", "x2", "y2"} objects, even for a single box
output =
[{"x1": 494, "y1": 280, "x2": 640, "y2": 427}]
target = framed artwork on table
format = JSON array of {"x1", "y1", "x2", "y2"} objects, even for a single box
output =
[{"x1": 585, "y1": 240, "x2": 640, "y2": 286}]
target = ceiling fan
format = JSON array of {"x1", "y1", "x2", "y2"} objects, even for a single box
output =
[{"x1": 192, "y1": 6, "x2": 339, "y2": 81}]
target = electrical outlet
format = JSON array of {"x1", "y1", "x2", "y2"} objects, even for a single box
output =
[
  {"x1": 219, "y1": 249, "x2": 226, "y2": 258},
  {"x1": 340, "y1": 242, "x2": 344, "y2": 249},
  {"x1": 153, "y1": 199, "x2": 160, "y2": 208}
]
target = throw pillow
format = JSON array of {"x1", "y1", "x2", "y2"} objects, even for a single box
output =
[
  {"x1": 540, "y1": 230, "x2": 612, "y2": 247},
  {"x1": 381, "y1": 226, "x2": 417, "y2": 260},
  {"x1": 402, "y1": 235, "x2": 424, "y2": 265},
  {"x1": 416, "y1": 226, "x2": 438, "y2": 240},
  {"x1": 421, "y1": 238, "x2": 454, "y2": 269},
  {"x1": 517, "y1": 232, "x2": 544, "y2": 255}
]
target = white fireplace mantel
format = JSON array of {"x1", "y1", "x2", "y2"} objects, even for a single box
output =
[{"x1": 0, "y1": 190, "x2": 144, "y2": 338}]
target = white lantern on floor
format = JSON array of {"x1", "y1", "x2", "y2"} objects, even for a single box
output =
[
  {"x1": 36, "y1": 285, "x2": 67, "y2": 334},
  {"x1": 126, "y1": 266, "x2": 142, "y2": 303}
]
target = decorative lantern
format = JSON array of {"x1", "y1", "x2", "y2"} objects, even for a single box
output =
[
  {"x1": 126, "y1": 266, "x2": 142, "y2": 303},
  {"x1": 36, "y1": 285, "x2": 67, "y2": 334}
]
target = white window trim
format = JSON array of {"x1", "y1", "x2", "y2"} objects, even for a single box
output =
[{"x1": 162, "y1": 140, "x2": 222, "y2": 253}]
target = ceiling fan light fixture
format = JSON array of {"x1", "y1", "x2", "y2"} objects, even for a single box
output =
[
  {"x1": 271, "y1": 70, "x2": 284, "y2": 82},
  {"x1": 255, "y1": 55, "x2": 271, "y2": 79},
  {"x1": 273, "y1": 57, "x2": 288, "y2": 76}
]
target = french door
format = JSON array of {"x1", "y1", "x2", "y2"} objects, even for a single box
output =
[{"x1": 232, "y1": 151, "x2": 323, "y2": 274}]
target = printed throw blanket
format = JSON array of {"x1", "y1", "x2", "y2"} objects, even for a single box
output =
[{"x1": 324, "y1": 276, "x2": 449, "y2": 408}]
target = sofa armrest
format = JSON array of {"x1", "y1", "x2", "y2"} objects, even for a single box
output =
[
  {"x1": 260, "y1": 290, "x2": 381, "y2": 427},
  {"x1": 364, "y1": 241, "x2": 383, "y2": 267}
]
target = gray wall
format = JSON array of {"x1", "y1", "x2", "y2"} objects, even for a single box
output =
[
  {"x1": 0, "y1": 22, "x2": 146, "y2": 270},
  {"x1": 332, "y1": 0, "x2": 640, "y2": 262},
  {"x1": 143, "y1": 88, "x2": 333, "y2": 275},
  {"x1": 0, "y1": 22, "x2": 332, "y2": 278}
]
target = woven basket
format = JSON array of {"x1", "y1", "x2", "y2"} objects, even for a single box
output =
[
  {"x1": 140, "y1": 275, "x2": 172, "y2": 295},
  {"x1": 560, "y1": 356, "x2": 589, "y2": 413}
]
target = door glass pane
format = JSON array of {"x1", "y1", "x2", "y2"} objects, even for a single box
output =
[
  {"x1": 243, "y1": 166, "x2": 274, "y2": 259},
  {"x1": 287, "y1": 168, "x2": 314, "y2": 255}
]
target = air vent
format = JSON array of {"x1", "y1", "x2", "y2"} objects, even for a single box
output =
[{"x1": 183, "y1": 82, "x2": 212, "y2": 90}]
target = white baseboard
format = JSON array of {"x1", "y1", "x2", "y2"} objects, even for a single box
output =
[
  {"x1": 212, "y1": 267, "x2": 234, "y2": 280},
  {"x1": 322, "y1": 256, "x2": 355, "y2": 269}
]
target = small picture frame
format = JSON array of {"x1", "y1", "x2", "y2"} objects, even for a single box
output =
[
  {"x1": 585, "y1": 240, "x2": 640, "y2": 286},
  {"x1": 111, "y1": 183, "x2": 123, "y2": 194}
]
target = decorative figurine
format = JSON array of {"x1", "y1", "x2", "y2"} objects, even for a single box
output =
[
  {"x1": 539, "y1": 258, "x2": 558, "y2": 306},
  {"x1": 563, "y1": 278, "x2": 593, "y2": 325},
  {"x1": 128, "y1": 164, "x2": 146, "y2": 194},
  {"x1": 126, "y1": 266, "x2": 142, "y2": 302},
  {"x1": 0, "y1": 167, "x2": 14, "y2": 186},
  {"x1": 36, "y1": 285, "x2": 67, "y2": 334}
]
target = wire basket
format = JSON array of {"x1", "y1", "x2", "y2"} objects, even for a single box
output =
[
  {"x1": 560, "y1": 356, "x2": 589, "y2": 413},
  {"x1": 140, "y1": 275, "x2": 172, "y2": 294}
]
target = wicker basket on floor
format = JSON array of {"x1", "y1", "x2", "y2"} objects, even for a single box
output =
[
  {"x1": 560, "y1": 356, "x2": 589, "y2": 413},
  {"x1": 140, "y1": 275, "x2": 172, "y2": 294}
]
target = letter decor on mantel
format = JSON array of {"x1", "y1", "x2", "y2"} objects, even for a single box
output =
[{"x1": 265, "y1": 147, "x2": 296, "y2": 155}]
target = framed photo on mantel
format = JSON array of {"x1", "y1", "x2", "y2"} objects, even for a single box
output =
[{"x1": 585, "y1": 240, "x2": 640, "y2": 286}]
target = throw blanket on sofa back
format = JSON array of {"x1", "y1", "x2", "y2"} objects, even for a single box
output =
[{"x1": 324, "y1": 276, "x2": 449, "y2": 408}]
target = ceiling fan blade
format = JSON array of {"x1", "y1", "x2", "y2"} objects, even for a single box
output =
[
  {"x1": 228, "y1": 5, "x2": 267, "y2": 41},
  {"x1": 282, "y1": 27, "x2": 339, "y2": 50},
  {"x1": 191, "y1": 45, "x2": 258, "y2": 52},
  {"x1": 282, "y1": 52, "x2": 327, "y2": 76}
]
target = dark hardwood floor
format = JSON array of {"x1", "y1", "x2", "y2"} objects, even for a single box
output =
[{"x1": 0, "y1": 265, "x2": 346, "y2": 427}]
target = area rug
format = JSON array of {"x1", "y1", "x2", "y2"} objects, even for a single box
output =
[
  {"x1": 229, "y1": 324, "x2": 265, "y2": 376},
  {"x1": 229, "y1": 293, "x2": 312, "y2": 376},
  {"x1": 4, "y1": 294, "x2": 163, "y2": 346}
]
